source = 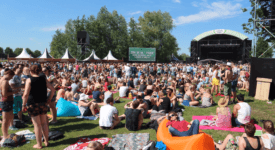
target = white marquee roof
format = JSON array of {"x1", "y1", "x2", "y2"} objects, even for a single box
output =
[
  {"x1": 61, "y1": 48, "x2": 74, "y2": 59},
  {"x1": 39, "y1": 48, "x2": 53, "y2": 58},
  {"x1": 16, "y1": 48, "x2": 33, "y2": 58},
  {"x1": 103, "y1": 50, "x2": 118, "y2": 60},
  {"x1": 83, "y1": 50, "x2": 101, "y2": 61}
]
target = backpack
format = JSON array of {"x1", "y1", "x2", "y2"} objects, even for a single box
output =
[
  {"x1": 2, "y1": 133, "x2": 26, "y2": 147},
  {"x1": 13, "y1": 119, "x2": 26, "y2": 128},
  {"x1": 43, "y1": 131, "x2": 64, "y2": 141}
]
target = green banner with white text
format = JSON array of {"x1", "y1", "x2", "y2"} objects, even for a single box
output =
[{"x1": 128, "y1": 47, "x2": 156, "y2": 62}]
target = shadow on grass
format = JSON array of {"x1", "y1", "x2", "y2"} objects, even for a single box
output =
[
  {"x1": 51, "y1": 122, "x2": 98, "y2": 133},
  {"x1": 244, "y1": 99, "x2": 254, "y2": 103},
  {"x1": 47, "y1": 134, "x2": 107, "y2": 147}
]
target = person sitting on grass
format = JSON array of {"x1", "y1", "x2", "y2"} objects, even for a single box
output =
[
  {"x1": 238, "y1": 123, "x2": 264, "y2": 150},
  {"x1": 99, "y1": 97, "x2": 121, "y2": 130},
  {"x1": 200, "y1": 89, "x2": 213, "y2": 107},
  {"x1": 212, "y1": 98, "x2": 231, "y2": 128},
  {"x1": 56, "y1": 89, "x2": 65, "y2": 102},
  {"x1": 233, "y1": 94, "x2": 251, "y2": 127},
  {"x1": 166, "y1": 111, "x2": 200, "y2": 137},
  {"x1": 119, "y1": 100, "x2": 143, "y2": 131},
  {"x1": 261, "y1": 120, "x2": 275, "y2": 150},
  {"x1": 182, "y1": 85, "x2": 199, "y2": 106},
  {"x1": 78, "y1": 93, "x2": 100, "y2": 116}
]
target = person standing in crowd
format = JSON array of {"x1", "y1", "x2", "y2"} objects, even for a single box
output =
[
  {"x1": 0, "y1": 70, "x2": 20, "y2": 143},
  {"x1": 9, "y1": 67, "x2": 25, "y2": 128},
  {"x1": 42, "y1": 67, "x2": 58, "y2": 124},
  {"x1": 224, "y1": 62, "x2": 233, "y2": 104},
  {"x1": 211, "y1": 65, "x2": 219, "y2": 95},
  {"x1": 22, "y1": 65, "x2": 55, "y2": 149}
]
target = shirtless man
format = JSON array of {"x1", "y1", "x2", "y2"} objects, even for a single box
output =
[
  {"x1": 22, "y1": 64, "x2": 31, "y2": 84},
  {"x1": 224, "y1": 62, "x2": 233, "y2": 104}
]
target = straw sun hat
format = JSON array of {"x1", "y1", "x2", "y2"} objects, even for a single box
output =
[
  {"x1": 218, "y1": 98, "x2": 229, "y2": 107},
  {"x1": 218, "y1": 98, "x2": 229, "y2": 115}
]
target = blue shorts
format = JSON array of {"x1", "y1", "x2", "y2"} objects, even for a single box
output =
[
  {"x1": 13, "y1": 96, "x2": 22, "y2": 114},
  {"x1": 182, "y1": 100, "x2": 191, "y2": 106},
  {"x1": 231, "y1": 81, "x2": 237, "y2": 92}
]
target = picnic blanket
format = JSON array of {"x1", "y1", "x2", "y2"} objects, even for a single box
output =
[
  {"x1": 64, "y1": 137, "x2": 110, "y2": 150},
  {"x1": 192, "y1": 116, "x2": 262, "y2": 132},
  {"x1": 16, "y1": 129, "x2": 36, "y2": 140},
  {"x1": 108, "y1": 133, "x2": 150, "y2": 150},
  {"x1": 76, "y1": 116, "x2": 98, "y2": 120}
]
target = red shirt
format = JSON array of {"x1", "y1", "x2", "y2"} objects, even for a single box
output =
[{"x1": 166, "y1": 120, "x2": 189, "y2": 132}]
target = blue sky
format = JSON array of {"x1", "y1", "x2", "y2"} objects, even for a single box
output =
[{"x1": 0, "y1": 0, "x2": 253, "y2": 56}]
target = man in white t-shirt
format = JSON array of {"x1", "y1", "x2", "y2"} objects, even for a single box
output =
[
  {"x1": 119, "y1": 82, "x2": 129, "y2": 97},
  {"x1": 99, "y1": 97, "x2": 120, "y2": 129},
  {"x1": 124, "y1": 64, "x2": 131, "y2": 79},
  {"x1": 78, "y1": 94, "x2": 100, "y2": 116}
]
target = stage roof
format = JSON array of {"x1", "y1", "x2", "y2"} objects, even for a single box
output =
[{"x1": 192, "y1": 29, "x2": 248, "y2": 41}]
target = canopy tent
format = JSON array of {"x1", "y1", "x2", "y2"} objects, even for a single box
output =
[
  {"x1": 83, "y1": 50, "x2": 101, "y2": 61},
  {"x1": 16, "y1": 48, "x2": 33, "y2": 58},
  {"x1": 39, "y1": 48, "x2": 53, "y2": 58},
  {"x1": 103, "y1": 50, "x2": 118, "y2": 60},
  {"x1": 61, "y1": 48, "x2": 75, "y2": 59}
]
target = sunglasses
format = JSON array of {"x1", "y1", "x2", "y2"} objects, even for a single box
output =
[{"x1": 169, "y1": 114, "x2": 176, "y2": 118}]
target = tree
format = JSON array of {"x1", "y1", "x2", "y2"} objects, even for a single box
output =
[
  {"x1": 14, "y1": 48, "x2": 23, "y2": 56},
  {"x1": 5, "y1": 47, "x2": 13, "y2": 55},
  {"x1": 178, "y1": 53, "x2": 190, "y2": 61},
  {"x1": 33, "y1": 50, "x2": 42, "y2": 58},
  {"x1": 50, "y1": 29, "x2": 67, "y2": 58},
  {"x1": 25, "y1": 48, "x2": 34, "y2": 58},
  {"x1": 138, "y1": 10, "x2": 179, "y2": 62},
  {"x1": 0, "y1": 47, "x2": 3, "y2": 54},
  {"x1": 256, "y1": 37, "x2": 273, "y2": 58},
  {"x1": 242, "y1": 0, "x2": 271, "y2": 37},
  {"x1": 49, "y1": 7, "x2": 179, "y2": 62}
]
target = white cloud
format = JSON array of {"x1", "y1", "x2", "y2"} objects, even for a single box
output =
[
  {"x1": 192, "y1": 1, "x2": 199, "y2": 7},
  {"x1": 41, "y1": 25, "x2": 65, "y2": 31},
  {"x1": 173, "y1": 1, "x2": 242, "y2": 25},
  {"x1": 172, "y1": 0, "x2": 181, "y2": 3},
  {"x1": 129, "y1": 11, "x2": 143, "y2": 15}
]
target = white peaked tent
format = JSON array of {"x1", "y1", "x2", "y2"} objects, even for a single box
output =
[
  {"x1": 103, "y1": 50, "x2": 118, "y2": 60},
  {"x1": 16, "y1": 48, "x2": 33, "y2": 58},
  {"x1": 61, "y1": 48, "x2": 75, "y2": 59},
  {"x1": 83, "y1": 50, "x2": 100, "y2": 61},
  {"x1": 39, "y1": 48, "x2": 53, "y2": 58}
]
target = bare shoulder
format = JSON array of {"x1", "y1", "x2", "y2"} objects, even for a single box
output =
[{"x1": 262, "y1": 134, "x2": 269, "y2": 139}]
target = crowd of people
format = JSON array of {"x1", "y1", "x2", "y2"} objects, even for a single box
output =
[{"x1": 0, "y1": 61, "x2": 274, "y2": 150}]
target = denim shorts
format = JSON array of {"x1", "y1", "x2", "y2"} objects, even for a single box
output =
[{"x1": 0, "y1": 101, "x2": 13, "y2": 112}]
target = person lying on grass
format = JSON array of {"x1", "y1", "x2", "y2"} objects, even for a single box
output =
[{"x1": 166, "y1": 111, "x2": 200, "y2": 137}]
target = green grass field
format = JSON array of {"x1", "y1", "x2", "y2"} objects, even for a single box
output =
[{"x1": 1, "y1": 90, "x2": 274, "y2": 150}]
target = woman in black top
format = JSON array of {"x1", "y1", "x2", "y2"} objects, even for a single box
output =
[
  {"x1": 22, "y1": 65, "x2": 55, "y2": 149},
  {"x1": 124, "y1": 100, "x2": 143, "y2": 131}
]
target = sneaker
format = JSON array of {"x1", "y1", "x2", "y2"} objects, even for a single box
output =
[{"x1": 9, "y1": 126, "x2": 18, "y2": 131}]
